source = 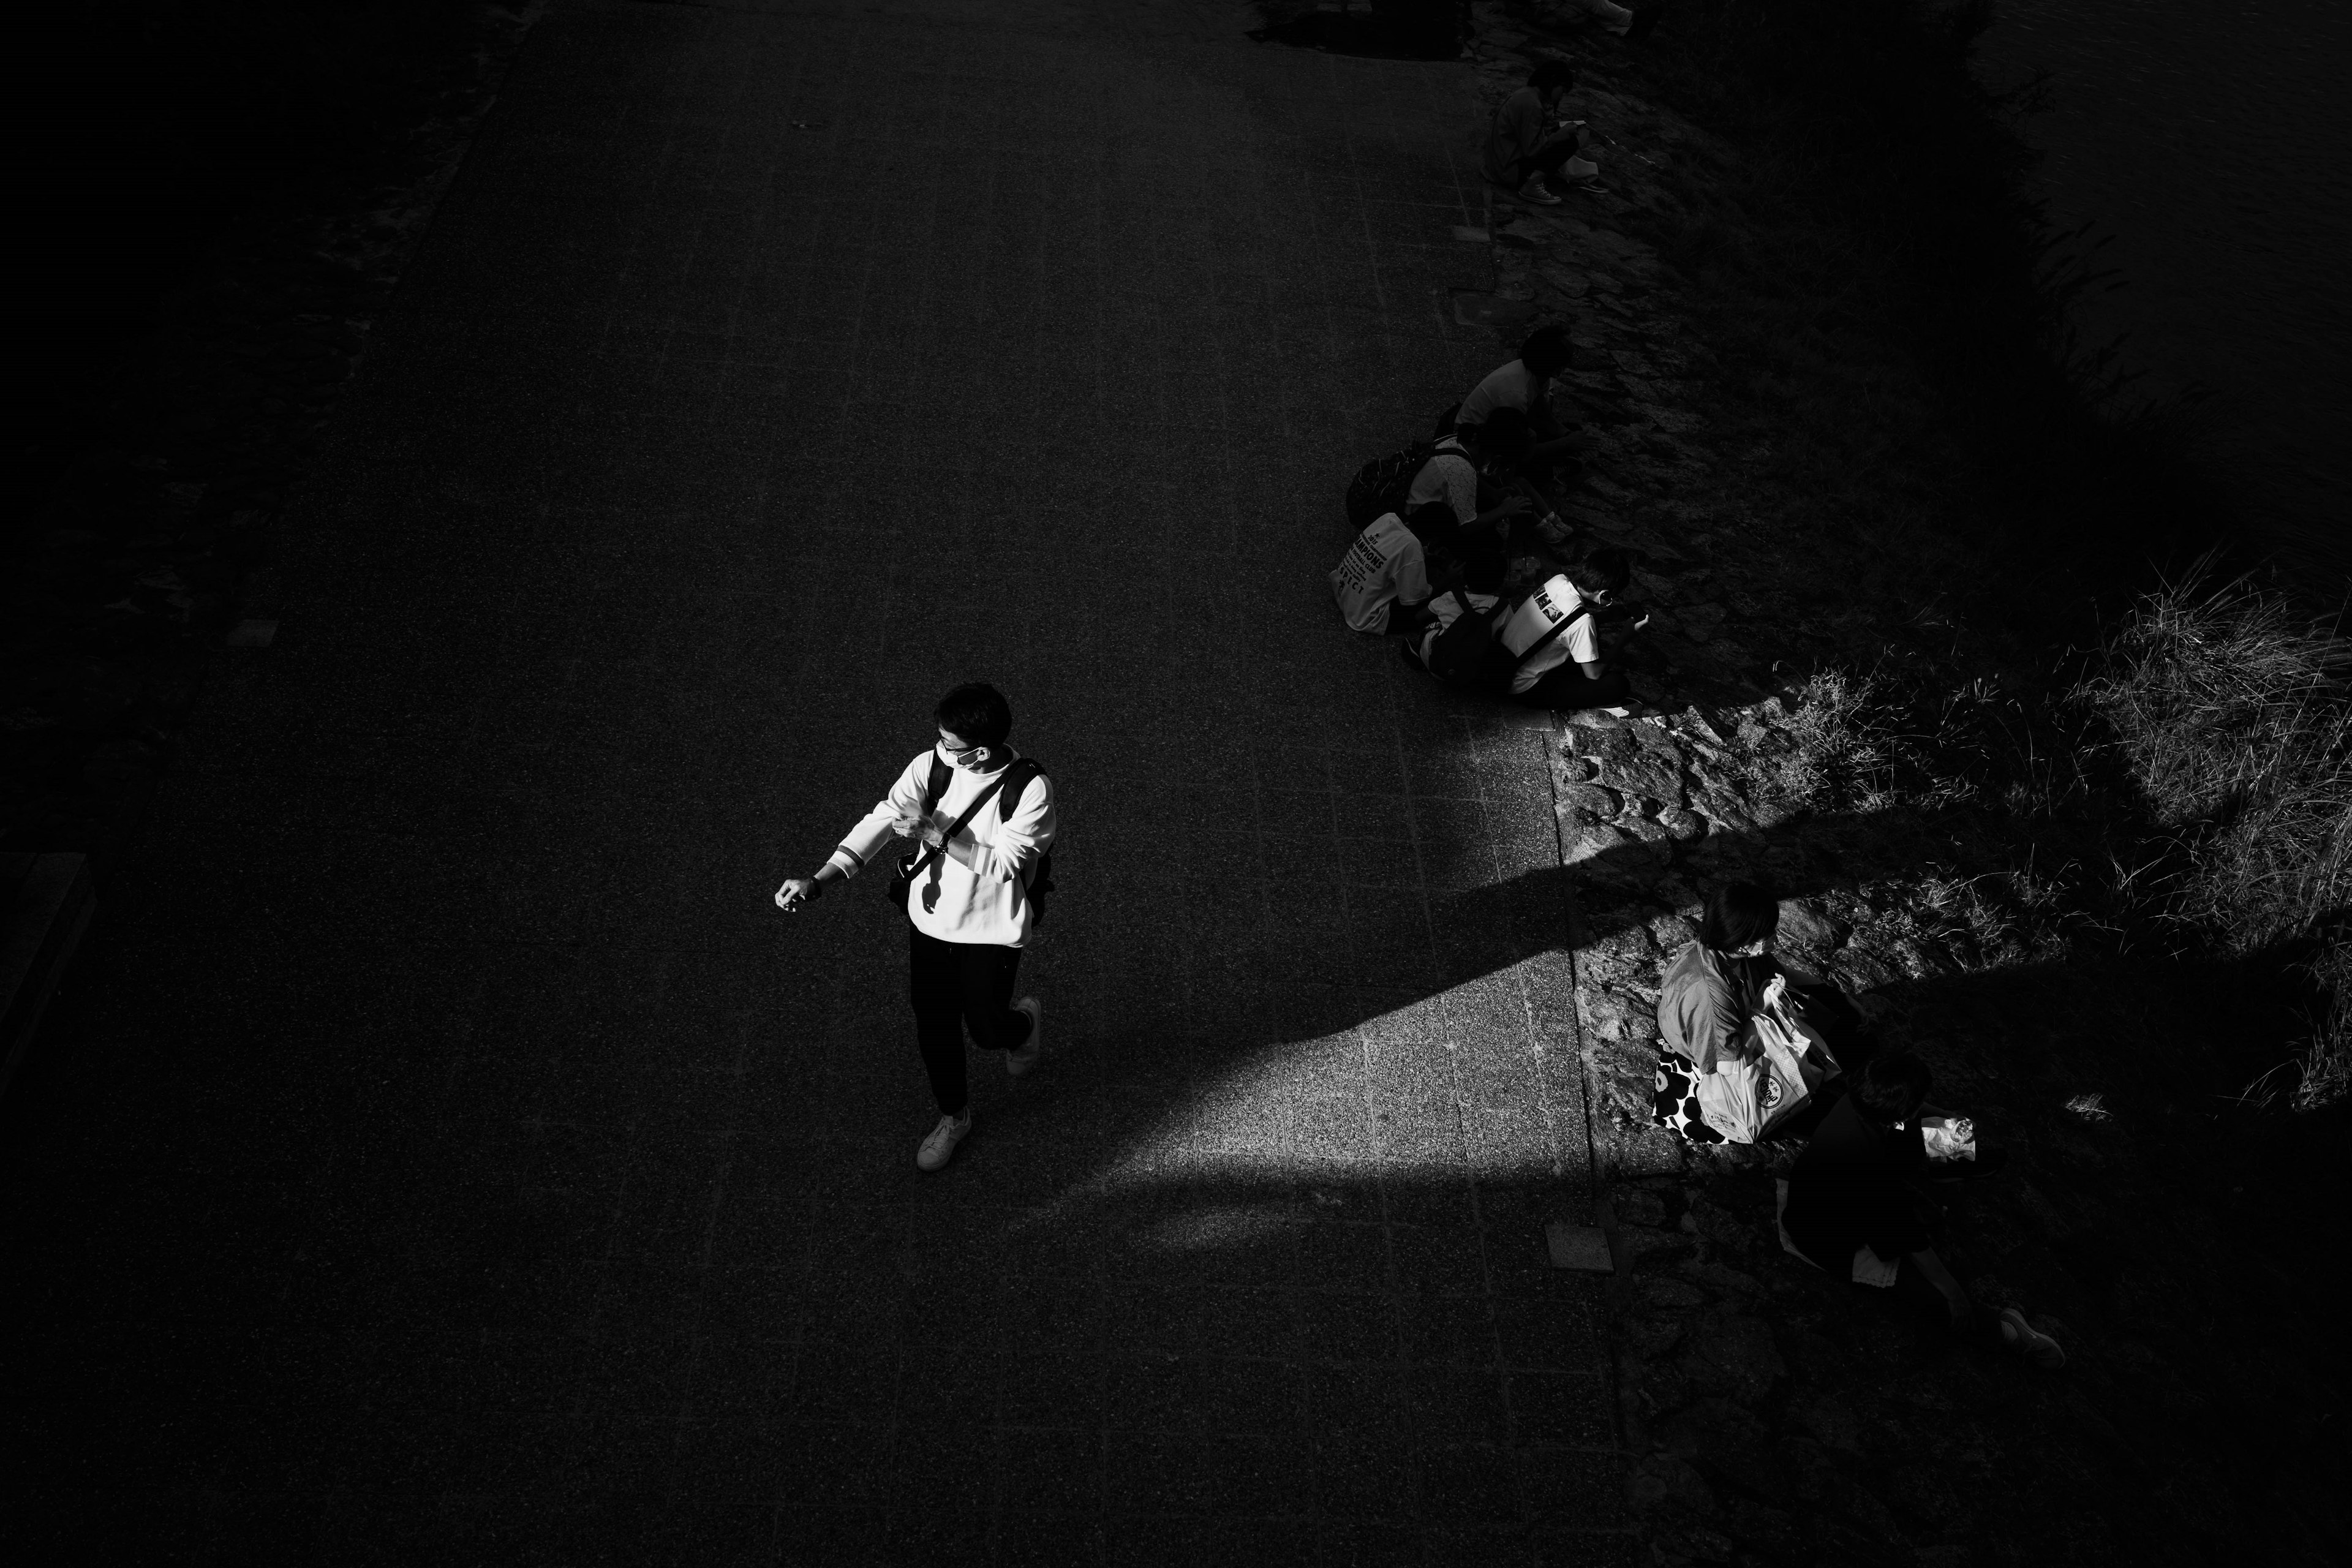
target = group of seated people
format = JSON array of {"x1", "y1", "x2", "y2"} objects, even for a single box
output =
[
  {"x1": 1655, "y1": 880, "x2": 2068, "y2": 1370},
  {"x1": 1329, "y1": 324, "x2": 1640, "y2": 714}
]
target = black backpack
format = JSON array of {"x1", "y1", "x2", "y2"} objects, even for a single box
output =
[
  {"x1": 895, "y1": 754, "x2": 1058, "y2": 925},
  {"x1": 1425, "y1": 584, "x2": 1593, "y2": 695},
  {"x1": 1345, "y1": 438, "x2": 1470, "y2": 531}
]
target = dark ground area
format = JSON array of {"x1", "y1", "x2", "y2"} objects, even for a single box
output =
[
  {"x1": 7, "y1": 1, "x2": 2346, "y2": 1564},
  {"x1": 1, "y1": 2, "x2": 1634, "y2": 1562}
]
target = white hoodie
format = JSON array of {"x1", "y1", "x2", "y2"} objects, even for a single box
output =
[{"x1": 827, "y1": 747, "x2": 1057, "y2": 946}]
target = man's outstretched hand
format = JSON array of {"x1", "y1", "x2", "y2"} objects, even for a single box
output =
[{"x1": 775, "y1": 877, "x2": 820, "y2": 911}]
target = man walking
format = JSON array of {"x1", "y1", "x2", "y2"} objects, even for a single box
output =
[{"x1": 774, "y1": 682, "x2": 1058, "y2": 1172}]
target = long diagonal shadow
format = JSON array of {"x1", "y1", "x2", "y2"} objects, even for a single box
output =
[{"x1": 960, "y1": 795, "x2": 2020, "y2": 1231}]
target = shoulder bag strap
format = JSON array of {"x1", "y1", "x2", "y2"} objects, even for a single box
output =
[
  {"x1": 907, "y1": 767, "x2": 1015, "y2": 883},
  {"x1": 1511, "y1": 597, "x2": 1596, "y2": 671}
]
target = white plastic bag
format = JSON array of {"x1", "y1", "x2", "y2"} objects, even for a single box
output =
[
  {"x1": 1921, "y1": 1115, "x2": 1977, "y2": 1163},
  {"x1": 1694, "y1": 977, "x2": 1833, "y2": 1144}
]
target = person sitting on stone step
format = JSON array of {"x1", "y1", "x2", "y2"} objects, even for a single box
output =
[
  {"x1": 1406, "y1": 409, "x2": 1538, "y2": 555},
  {"x1": 1450, "y1": 325, "x2": 1589, "y2": 516},
  {"x1": 1653, "y1": 879, "x2": 1780, "y2": 1144},
  {"x1": 1483, "y1": 59, "x2": 1602, "y2": 206},
  {"x1": 1493, "y1": 546, "x2": 1636, "y2": 710},
  {"x1": 1330, "y1": 502, "x2": 1458, "y2": 636},
  {"x1": 1778, "y1": 1052, "x2": 2067, "y2": 1370},
  {"x1": 1654, "y1": 880, "x2": 1873, "y2": 1144}
]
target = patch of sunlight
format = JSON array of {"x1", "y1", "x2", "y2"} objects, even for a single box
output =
[{"x1": 1067, "y1": 971, "x2": 1573, "y2": 1197}]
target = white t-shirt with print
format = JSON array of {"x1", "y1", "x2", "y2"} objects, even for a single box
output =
[
  {"x1": 1329, "y1": 512, "x2": 1431, "y2": 633},
  {"x1": 1498, "y1": 574, "x2": 1601, "y2": 693},
  {"x1": 1458, "y1": 359, "x2": 1545, "y2": 428},
  {"x1": 1404, "y1": 437, "x2": 1479, "y2": 527}
]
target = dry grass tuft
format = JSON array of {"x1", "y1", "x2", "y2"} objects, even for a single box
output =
[
  {"x1": 2080, "y1": 573, "x2": 2352, "y2": 1106},
  {"x1": 1773, "y1": 669, "x2": 1896, "y2": 811}
]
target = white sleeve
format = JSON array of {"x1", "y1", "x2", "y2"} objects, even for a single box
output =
[
  {"x1": 1567, "y1": 615, "x2": 1602, "y2": 666},
  {"x1": 829, "y1": 753, "x2": 932, "y2": 878}
]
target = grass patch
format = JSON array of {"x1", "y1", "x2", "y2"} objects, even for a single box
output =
[{"x1": 2080, "y1": 573, "x2": 2352, "y2": 1106}]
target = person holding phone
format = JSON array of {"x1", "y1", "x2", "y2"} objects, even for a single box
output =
[
  {"x1": 774, "y1": 682, "x2": 1057, "y2": 1172},
  {"x1": 1495, "y1": 547, "x2": 1637, "y2": 710},
  {"x1": 1483, "y1": 59, "x2": 1602, "y2": 205}
]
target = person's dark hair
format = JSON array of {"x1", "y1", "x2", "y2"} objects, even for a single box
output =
[
  {"x1": 1519, "y1": 325, "x2": 1574, "y2": 378},
  {"x1": 1405, "y1": 500, "x2": 1458, "y2": 540},
  {"x1": 1571, "y1": 546, "x2": 1632, "y2": 597},
  {"x1": 1528, "y1": 61, "x2": 1575, "y2": 96},
  {"x1": 935, "y1": 682, "x2": 1012, "y2": 747},
  {"x1": 1701, "y1": 880, "x2": 1779, "y2": 954},
  {"x1": 1468, "y1": 407, "x2": 1531, "y2": 464},
  {"x1": 1853, "y1": 1051, "x2": 1933, "y2": 1129}
]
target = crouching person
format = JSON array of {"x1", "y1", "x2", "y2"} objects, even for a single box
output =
[
  {"x1": 1402, "y1": 547, "x2": 1633, "y2": 712},
  {"x1": 1483, "y1": 60, "x2": 1600, "y2": 205},
  {"x1": 1497, "y1": 548, "x2": 1634, "y2": 711},
  {"x1": 1331, "y1": 502, "x2": 1457, "y2": 637},
  {"x1": 1450, "y1": 326, "x2": 1588, "y2": 502},
  {"x1": 1779, "y1": 1053, "x2": 2066, "y2": 1369}
]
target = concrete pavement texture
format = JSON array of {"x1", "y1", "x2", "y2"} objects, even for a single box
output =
[{"x1": 0, "y1": 2, "x2": 1629, "y2": 1562}]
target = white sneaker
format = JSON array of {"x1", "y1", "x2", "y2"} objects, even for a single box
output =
[
  {"x1": 1006, "y1": 997, "x2": 1043, "y2": 1077},
  {"x1": 916, "y1": 1111, "x2": 971, "y2": 1172},
  {"x1": 1518, "y1": 175, "x2": 1563, "y2": 206}
]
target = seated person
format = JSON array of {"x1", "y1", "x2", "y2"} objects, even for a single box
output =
[
  {"x1": 1494, "y1": 547, "x2": 1634, "y2": 711},
  {"x1": 1453, "y1": 325, "x2": 1587, "y2": 502},
  {"x1": 1655, "y1": 880, "x2": 1872, "y2": 1143},
  {"x1": 1482, "y1": 60, "x2": 1600, "y2": 206},
  {"x1": 1407, "y1": 412, "x2": 1536, "y2": 552},
  {"x1": 1329, "y1": 502, "x2": 1456, "y2": 636},
  {"x1": 1780, "y1": 1053, "x2": 2066, "y2": 1370}
]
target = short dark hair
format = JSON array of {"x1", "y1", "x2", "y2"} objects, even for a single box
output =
[
  {"x1": 935, "y1": 682, "x2": 1012, "y2": 747},
  {"x1": 1701, "y1": 880, "x2": 1779, "y2": 953},
  {"x1": 1571, "y1": 546, "x2": 1632, "y2": 597},
  {"x1": 1404, "y1": 501, "x2": 1458, "y2": 540},
  {"x1": 1529, "y1": 61, "x2": 1575, "y2": 96},
  {"x1": 1461, "y1": 549, "x2": 1509, "y2": 594},
  {"x1": 1853, "y1": 1052, "x2": 1933, "y2": 1129},
  {"x1": 1520, "y1": 325, "x2": 1574, "y2": 378},
  {"x1": 1468, "y1": 407, "x2": 1531, "y2": 464}
]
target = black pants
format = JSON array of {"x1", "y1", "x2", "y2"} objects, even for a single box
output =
[
  {"x1": 908, "y1": 924, "x2": 1032, "y2": 1116},
  {"x1": 1515, "y1": 663, "x2": 1632, "y2": 710},
  {"x1": 1888, "y1": 1257, "x2": 2005, "y2": 1349},
  {"x1": 1501, "y1": 129, "x2": 1583, "y2": 186}
]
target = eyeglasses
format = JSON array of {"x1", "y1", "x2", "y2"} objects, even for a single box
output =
[{"x1": 939, "y1": 739, "x2": 985, "y2": 758}]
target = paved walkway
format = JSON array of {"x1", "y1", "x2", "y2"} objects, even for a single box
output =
[{"x1": 0, "y1": 2, "x2": 1623, "y2": 1562}]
